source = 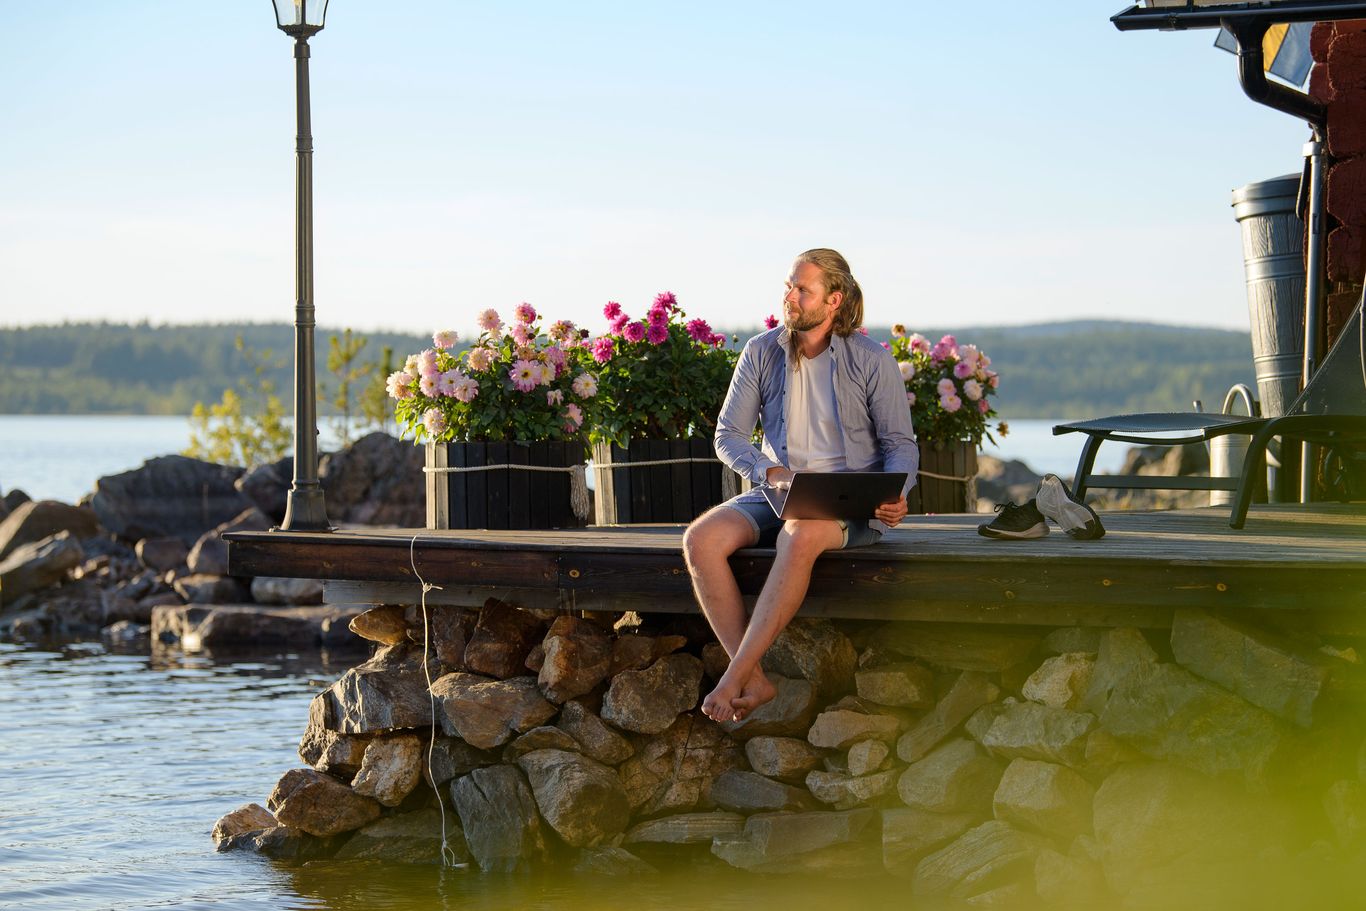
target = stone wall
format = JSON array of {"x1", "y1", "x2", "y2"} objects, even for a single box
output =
[{"x1": 215, "y1": 603, "x2": 1366, "y2": 906}]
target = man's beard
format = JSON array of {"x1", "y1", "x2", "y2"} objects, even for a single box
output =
[{"x1": 784, "y1": 305, "x2": 828, "y2": 333}]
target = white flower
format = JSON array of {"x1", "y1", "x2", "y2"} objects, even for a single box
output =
[
  {"x1": 571, "y1": 372, "x2": 598, "y2": 398},
  {"x1": 962, "y1": 379, "x2": 983, "y2": 401},
  {"x1": 898, "y1": 360, "x2": 915, "y2": 381}
]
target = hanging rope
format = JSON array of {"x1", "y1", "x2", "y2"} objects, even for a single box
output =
[{"x1": 917, "y1": 469, "x2": 976, "y2": 482}]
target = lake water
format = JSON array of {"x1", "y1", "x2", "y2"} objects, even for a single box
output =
[
  {"x1": 0, "y1": 641, "x2": 951, "y2": 911},
  {"x1": 0, "y1": 415, "x2": 1128, "y2": 506}
]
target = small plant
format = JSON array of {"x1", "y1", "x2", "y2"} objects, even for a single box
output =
[
  {"x1": 888, "y1": 327, "x2": 1005, "y2": 448},
  {"x1": 184, "y1": 335, "x2": 290, "y2": 467},
  {"x1": 325, "y1": 328, "x2": 375, "y2": 448}
]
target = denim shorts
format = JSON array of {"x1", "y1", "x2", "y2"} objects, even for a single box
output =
[{"x1": 719, "y1": 488, "x2": 886, "y2": 550}]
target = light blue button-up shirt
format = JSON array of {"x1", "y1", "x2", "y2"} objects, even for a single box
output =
[{"x1": 713, "y1": 326, "x2": 919, "y2": 499}]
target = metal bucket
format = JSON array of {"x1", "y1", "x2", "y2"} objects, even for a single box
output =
[
  {"x1": 1231, "y1": 174, "x2": 1305, "y2": 419},
  {"x1": 1208, "y1": 384, "x2": 1257, "y2": 507}
]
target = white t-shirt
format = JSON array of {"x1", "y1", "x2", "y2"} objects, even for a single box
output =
[{"x1": 786, "y1": 347, "x2": 847, "y2": 472}]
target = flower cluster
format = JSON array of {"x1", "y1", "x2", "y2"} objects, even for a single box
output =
[
  {"x1": 577, "y1": 292, "x2": 738, "y2": 445},
  {"x1": 888, "y1": 326, "x2": 1005, "y2": 448},
  {"x1": 390, "y1": 307, "x2": 598, "y2": 443}
]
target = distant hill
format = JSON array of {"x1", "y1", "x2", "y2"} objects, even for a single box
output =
[{"x1": 0, "y1": 320, "x2": 1256, "y2": 419}]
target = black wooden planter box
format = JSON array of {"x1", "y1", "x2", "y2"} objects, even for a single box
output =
[
  {"x1": 591, "y1": 437, "x2": 744, "y2": 525},
  {"x1": 908, "y1": 441, "x2": 979, "y2": 514},
  {"x1": 426, "y1": 441, "x2": 589, "y2": 530}
]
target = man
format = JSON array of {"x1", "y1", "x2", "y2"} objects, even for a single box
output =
[{"x1": 682, "y1": 248, "x2": 918, "y2": 723}]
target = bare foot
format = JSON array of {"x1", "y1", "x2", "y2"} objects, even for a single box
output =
[
  {"x1": 701, "y1": 677, "x2": 745, "y2": 722},
  {"x1": 730, "y1": 669, "x2": 778, "y2": 721}
]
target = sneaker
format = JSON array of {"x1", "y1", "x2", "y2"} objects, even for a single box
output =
[
  {"x1": 978, "y1": 500, "x2": 1049, "y2": 539},
  {"x1": 1035, "y1": 474, "x2": 1106, "y2": 540}
]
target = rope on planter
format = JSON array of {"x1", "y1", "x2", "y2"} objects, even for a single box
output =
[
  {"x1": 423, "y1": 463, "x2": 591, "y2": 521},
  {"x1": 917, "y1": 469, "x2": 976, "y2": 482},
  {"x1": 590, "y1": 457, "x2": 740, "y2": 501}
]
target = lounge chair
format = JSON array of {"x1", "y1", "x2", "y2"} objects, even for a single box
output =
[{"x1": 1054, "y1": 295, "x2": 1366, "y2": 529}]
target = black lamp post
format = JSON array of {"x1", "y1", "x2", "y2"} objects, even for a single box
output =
[{"x1": 273, "y1": 0, "x2": 332, "y2": 531}]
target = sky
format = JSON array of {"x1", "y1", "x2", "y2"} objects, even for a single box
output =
[{"x1": 0, "y1": 2, "x2": 1315, "y2": 338}]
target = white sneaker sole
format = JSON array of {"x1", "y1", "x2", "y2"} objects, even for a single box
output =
[{"x1": 1036, "y1": 475, "x2": 1105, "y2": 540}]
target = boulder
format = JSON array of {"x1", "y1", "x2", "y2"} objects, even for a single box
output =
[
  {"x1": 152, "y1": 603, "x2": 334, "y2": 651},
  {"x1": 572, "y1": 846, "x2": 656, "y2": 876},
  {"x1": 350, "y1": 734, "x2": 423, "y2": 807},
  {"x1": 462, "y1": 599, "x2": 546, "y2": 680},
  {"x1": 503, "y1": 726, "x2": 580, "y2": 762},
  {"x1": 744, "y1": 735, "x2": 826, "y2": 784},
  {"x1": 710, "y1": 769, "x2": 813, "y2": 813},
  {"x1": 91, "y1": 455, "x2": 250, "y2": 545},
  {"x1": 0, "y1": 500, "x2": 100, "y2": 561},
  {"x1": 319, "y1": 431, "x2": 424, "y2": 526},
  {"x1": 1324, "y1": 779, "x2": 1366, "y2": 847},
  {"x1": 1022, "y1": 653, "x2": 1095, "y2": 710},
  {"x1": 618, "y1": 714, "x2": 739, "y2": 816},
  {"x1": 0, "y1": 531, "x2": 83, "y2": 601},
  {"x1": 298, "y1": 697, "x2": 371, "y2": 777},
  {"x1": 624, "y1": 811, "x2": 745, "y2": 845},
  {"x1": 323, "y1": 643, "x2": 440, "y2": 734},
  {"x1": 1042, "y1": 626, "x2": 1104, "y2": 657},
  {"x1": 762, "y1": 618, "x2": 857, "y2": 697},
  {"x1": 430, "y1": 673, "x2": 556, "y2": 750},
  {"x1": 807, "y1": 708, "x2": 901, "y2": 750},
  {"x1": 718, "y1": 674, "x2": 819, "y2": 740},
  {"x1": 348, "y1": 604, "x2": 409, "y2": 645},
  {"x1": 24, "y1": 575, "x2": 113, "y2": 634},
  {"x1": 992, "y1": 758, "x2": 1095, "y2": 840},
  {"x1": 268, "y1": 768, "x2": 382, "y2": 837},
  {"x1": 806, "y1": 768, "x2": 899, "y2": 809},
  {"x1": 235, "y1": 456, "x2": 292, "y2": 524},
  {"x1": 898, "y1": 738, "x2": 1003, "y2": 816},
  {"x1": 515, "y1": 748, "x2": 631, "y2": 848},
  {"x1": 879, "y1": 622, "x2": 1040, "y2": 672},
  {"x1": 1079, "y1": 627, "x2": 1160, "y2": 715},
  {"x1": 711, "y1": 809, "x2": 880, "y2": 875},
  {"x1": 450, "y1": 764, "x2": 548, "y2": 872},
  {"x1": 556, "y1": 699, "x2": 634, "y2": 765},
  {"x1": 212, "y1": 803, "x2": 277, "y2": 849},
  {"x1": 242, "y1": 824, "x2": 346, "y2": 861},
  {"x1": 897, "y1": 671, "x2": 1001, "y2": 763},
  {"x1": 421, "y1": 604, "x2": 471, "y2": 667},
  {"x1": 856, "y1": 662, "x2": 936, "y2": 709},
  {"x1": 170, "y1": 574, "x2": 250, "y2": 605},
  {"x1": 847, "y1": 739, "x2": 891, "y2": 777},
  {"x1": 1033, "y1": 846, "x2": 1110, "y2": 907},
  {"x1": 186, "y1": 507, "x2": 272, "y2": 576},
  {"x1": 611, "y1": 633, "x2": 688, "y2": 675},
  {"x1": 538, "y1": 615, "x2": 612, "y2": 703},
  {"x1": 601, "y1": 653, "x2": 703, "y2": 735},
  {"x1": 882, "y1": 807, "x2": 977, "y2": 875},
  {"x1": 250, "y1": 576, "x2": 324, "y2": 606},
  {"x1": 979, "y1": 702, "x2": 1095, "y2": 768},
  {"x1": 333, "y1": 806, "x2": 469, "y2": 864},
  {"x1": 424, "y1": 736, "x2": 497, "y2": 788},
  {"x1": 912, "y1": 820, "x2": 1048, "y2": 901}
]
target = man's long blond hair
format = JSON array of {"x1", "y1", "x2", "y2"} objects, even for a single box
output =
[{"x1": 795, "y1": 248, "x2": 864, "y2": 337}]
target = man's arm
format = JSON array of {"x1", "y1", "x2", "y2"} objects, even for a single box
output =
[
  {"x1": 867, "y1": 347, "x2": 920, "y2": 501},
  {"x1": 713, "y1": 338, "x2": 783, "y2": 485}
]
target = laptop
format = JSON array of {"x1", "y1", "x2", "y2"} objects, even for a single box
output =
[{"x1": 761, "y1": 471, "x2": 908, "y2": 521}]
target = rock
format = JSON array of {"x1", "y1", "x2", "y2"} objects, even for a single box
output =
[
  {"x1": 572, "y1": 846, "x2": 656, "y2": 876},
  {"x1": 317, "y1": 605, "x2": 377, "y2": 652},
  {"x1": 744, "y1": 735, "x2": 826, "y2": 784},
  {"x1": 979, "y1": 702, "x2": 1095, "y2": 768},
  {"x1": 462, "y1": 599, "x2": 546, "y2": 680},
  {"x1": 601, "y1": 653, "x2": 703, "y2": 735},
  {"x1": 762, "y1": 618, "x2": 857, "y2": 697},
  {"x1": 238, "y1": 824, "x2": 346, "y2": 861},
  {"x1": 188, "y1": 507, "x2": 271, "y2": 576},
  {"x1": 847, "y1": 739, "x2": 891, "y2": 777},
  {"x1": 92, "y1": 455, "x2": 251, "y2": 545},
  {"x1": 0, "y1": 500, "x2": 100, "y2": 562},
  {"x1": 425, "y1": 736, "x2": 497, "y2": 787},
  {"x1": 319, "y1": 431, "x2": 425, "y2": 526},
  {"x1": 101, "y1": 619, "x2": 150, "y2": 643},
  {"x1": 992, "y1": 758, "x2": 1094, "y2": 840},
  {"x1": 1079, "y1": 627, "x2": 1160, "y2": 715},
  {"x1": 882, "y1": 807, "x2": 977, "y2": 875},
  {"x1": 855, "y1": 662, "x2": 936, "y2": 708},
  {"x1": 711, "y1": 809, "x2": 880, "y2": 875},
  {"x1": 618, "y1": 714, "x2": 739, "y2": 816},
  {"x1": 556, "y1": 699, "x2": 634, "y2": 765},
  {"x1": 807, "y1": 709, "x2": 900, "y2": 750},
  {"x1": 538, "y1": 615, "x2": 612, "y2": 703},
  {"x1": 422, "y1": 604, "x2": 470, "y2": 667},
  {"x1": 450, "y1": 764, "x2": 548, "y2": 872},
  {"x1": 0, "y1": 531, "x2": 83, "y2": 601},
  {"x1": 897, "y1": 738, "x2": 1003, "y2": 816},
  {"x1": 709, "y1": 769, "x2": 813, "y2": 813},
  {"x1": 974, "y1": 456, "x2": 1044, "y2": 514},
  {"x1": 964, "y1": 701, "x2": 1009, "y2": 744},
  {"x1": 268, "y1": 768, "x2": 382, "y2": 837},
  {"x1": 897, "y1": 671, "x2": 1001, "y2": 763},
  {"x1": 701, "y1": 641, "x2": 730, "y2": 681},
  {"x1": 351, "y1": 734, "x2": 423, "y2": 807},
  {"x1": 610, "y1": 634, "x2": 657, "y2": 674},
  {"x1": 503, "y1": 726, "x2": 580, "y2": 761},
  {"x1": 806, "y1": 768, "x2": 898, "y2": 809},
  {"x1": 324, "y1": 643, "x2": 440, "y2": 734},
  {"x1": 299, "y1": 697, "x2": 371, "y2": 777},
  {"x1": 1080, "y1": 728, "x2": 1144, "y2": 780},
  {"x1": 170, "y1": 574, "x2": 250, "y2": 605},
  {"x1": 333, "y1": 806, "x2": 469, "y2": 864},
  {"x1": 235, "y1": 456, "x2": 292, "y2": 524},
  {"x1": 879, "y1": 622, "x2": 1040, "y2": 672},
  {"x1": 1324, "y1": 779, "x2": 1366, "y2": 847},
  {"x1": 624, "y1": 811, "x2": 745, "y2": 845},
  {"x1": 1042, "y1": 626, "x2": 1104, "y2": 656},
  {"x1": 212, "y1": 803, "x2": 277, "y2": 848},
  {"x1": 250, "y1": 576, "x2": 324, "y2": 605},
  {"x1": 963, "y1": 881, "x2": 1033, "y2": 907},
  {"x1": 912, "y1": 820, "x2": 1047, "y2": 901},
  {"x1": 1099, "y1": 661, "x2": 1291, "y2": 786},
  {"x1": 152, "y1": 603, "x2": 335, "y2": 650},
  {"x1": 1022, "y1": 653, "x2": 1095, "y2": 710},
  {"x1": 515, "y1": 748, "x2": 630, "y2": 848},
  {"x1": 1033, "y1": 846, "x2": 1109, "y2": 906},
  {"x1": 430, "y1": 673, "x2": 557, "y2": 750},
  {"x1": 1171, "y1": 607, "x2": 1331, "y2": 728},
  {"x1": 718, "y1": 674, "x2": 819, "y2": 740},
  {"x1": 348, "y1": 604, "x2": 409, "y2": 645}
]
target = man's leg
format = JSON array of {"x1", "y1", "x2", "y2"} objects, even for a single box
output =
[{"x1": 701, "y1": 517, "x2": 843, "y2": 722}]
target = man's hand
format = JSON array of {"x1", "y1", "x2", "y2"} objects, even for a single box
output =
[
  {"x1": 875, "y1": 495, "x2": 908, "y2": 527},
  {"x1": 766, "y1": 466, "x2": 795, "y2": 490}
]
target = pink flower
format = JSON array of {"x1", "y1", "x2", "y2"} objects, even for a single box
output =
[
  {"x1": 977, "y1": 398, "x2": 990, "y2": 414},
  {"x1": 419, "y1": 375, "x2": 438, "y2": 397},
  {"x1": 906, "y1": 391, "x2": 917, "y2": 406},
  {"x1": 909, "y1": 333, "x2": 931, "y2": 354},
  {"x1": 515, "y1": 344, "x2": 537, "y2": 360},
  {"x1": 931, "y1": 335, "x2": 958, "y2": 362},
  {"x1": 987, "y1": 371, "x2": 1000, "y2": 389},
  {"x1": 418, "y1": 349, "x2": 441, "y2": 379},
  {"x1": 958, "y1": 344, "x2": 981, "y2": 370},
  {"x1": 572, "y1": 372, "x2": 598, "y2": 398},
  {"x1": 962, "y1": 378, "x2": 983, "y2": 401},
  {"x1": 647, "y1": 301, "x2": 669, "y2": 324},
  {"x1": 686, "y1": 318, "x2": 713, "y2": 343},
  {"x1": 857, "y1": 327, "x2": 869, "y2": 336},
  {"x1": 432, "y1": 329, "x2": 459, "y2": 350},
  {"x1": 881, "y1": 341, "x2": 891, "y2": 350},
  {"x1": 436, "y1": 369, "x2": 464, "y2": 397},
  {"x1": 547, "y1": 320, "x2": 576, "y2": 343},
  {"x1": 403, "y1": 354, "x2": 422, "y2": 377},
  {"x1": 936, "y1": 378, "x2": 956, "y2": 398},
  {"x1": 608, "y1": 314, "x2": 630, "y2": 336},
  {"x1": 546, "y1": 389, "x2": 564, "y2": 406},
  {"x1": 763, "y1": 314, "x2": 778, "y2": 330},
  {"x1": 386, "y1": 370, "x2": 415, "y2": 400},
  {"x1": 646, "y1": 321, "x2": 668, "y2": 345},
  {"x1": 544, "y1": 345, "x2": 567, "y2": 373},
  {"x1": 453, "y1": 376, "x2": 479, "y2": 402},
  {"x1": 953, "y1": 361, "x2": 974, "y2": 379},
  {"x1": 422, "y1": 408, "x2": 447, "y2": 435},
  {"x1": 591, "y1": 337, "x2": 615, "y2": 363},
  {"x1": 509, "y1": 359, "x2": 540, "y2": 393},
  {"x1": 538, "y1": 362, "x2": 555, "y2": 385},
  {"x1": 466, "y1": 347, "x2": 493, "y2": 372},
  {"x1": 898, "y1": 361, "x2": 915, "y2": 381},
  {"x1": 511, "y1": 323, "x2": 534, "y2": 347},
  {"x1": 603, "y1": 301, "x2": 622, "y2": 320},
  {"x1": 477, "y1": 309, "x2": 502, "y2": 334},
  {"x1": 515, "y1": 302, "x2": 537, "y2": 325},
  {"x1": 653, "y1": 291, "x2": 678, "y2": 311},
  {"x1": 940, "y1": 393, "x2": 962, "y2": 413},
  {"x1": 710, "y1": 333, "x2": 726, "y2": 348},
  {"x1": 623, "y1": 321, "x2": 647, "y2": 343},
  {"x1": 562, "y1": 402, "x2": 583, "y2": 431}
]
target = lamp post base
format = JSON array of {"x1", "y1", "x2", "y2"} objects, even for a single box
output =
[{"x1": 280, "y1": 483, "x2": 333, "y2": 532}]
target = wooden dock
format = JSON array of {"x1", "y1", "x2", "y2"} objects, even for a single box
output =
[{"x1": 226, "y1": 503, "x2": 1366, "y2": 632}]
